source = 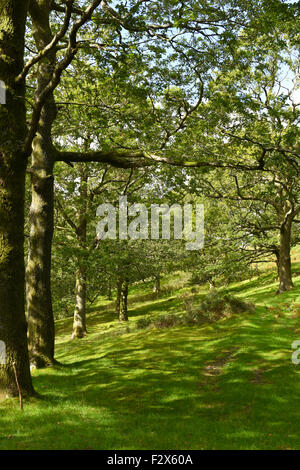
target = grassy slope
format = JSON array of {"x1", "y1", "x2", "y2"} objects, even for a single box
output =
[{"x1": 1, "y1": 254, "x2": 300, "y2": 450}]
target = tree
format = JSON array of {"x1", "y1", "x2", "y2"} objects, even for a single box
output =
[
  {"x1": 25, "y1": 0, "x2": 137, "y2": 365},
  {"x1": 1, "y1": 0, "x2": 294, "y2": 392},
  {"x1": 0, "y1": 0, "x2": 109, "y2": 390},
  {"x1": 172, "y1": 6, "x2": 299, "y2": 292},
  {"x1": 0, "y1": 0, "x2": 34, "y2": 397},
  {"x1": 190, "y1": 166, "x2": 300, "y2": 292},
  {"x1": 26, "y1": 0, "x2": 59, "y2": 368},
  {"x1": 53, "y1": 161, "x2": 138, "y2": 336}
]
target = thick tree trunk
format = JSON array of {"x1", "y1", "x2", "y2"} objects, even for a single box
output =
[
  {"x1": 0, "y1": 1, "x2": 34, "y2": 396},
  {"x1": 72, "y1": 267, "x2": 87, "y2": 339},
  {"x1": 276, "y1": 218, "x2": 294, "y2": 294},
  {"x1": 26, "y1": 1, "x2": 57, "y2": 367},
  {"x1": 120, "y1": 280, "x2": 129, "y2": 322},
  {"x1": 26, "y1": 161, "x2": 56, "y2": 367}
]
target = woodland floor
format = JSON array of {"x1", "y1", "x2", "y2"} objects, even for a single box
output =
[{"x1": 1, "y1": 249, "x2": 300, "y2": 450}]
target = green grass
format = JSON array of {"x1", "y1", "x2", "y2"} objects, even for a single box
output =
[{"x1": 1, "y1": 262, "x2": 300, "y2": 450}]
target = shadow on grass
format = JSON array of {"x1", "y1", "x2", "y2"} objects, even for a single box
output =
[
  {"x1": 19, "y1": 301, "x2": 300, "y2": 450},
  {"x1": 2, "y1": 264, "x2": 300, "y2": 450}
]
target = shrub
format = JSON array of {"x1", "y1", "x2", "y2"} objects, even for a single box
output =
[
  {"x1": 222, "y1": 294, "x2": 255, "y2": 314},
  {"x1": 153, "y1": 314, "x2": 180, "y2": 328},
  {"x1": 136, "y1": 314, "x2": 181, "y2": 330},
  {"x1": 200, "y1": 290, "x2": 226, "y2": 318},
  {"x1": 198, "y1": 290, "x2": 255, "y2": 320},
  {"x1": 182, "y1": 310, "x2": 209, "y2": 326},
  {"x1": 136, "y1": 317, "x2": 153, "y2": 330},
  {"x1": 136, "y1": 290, "x2": 255, "y2": 331},
  {"x1": 182, "y1": 290, "x2": 255, "y2": 323},
  {"x1": 179, "y1": 293, "x2": 198, "y2": 314}
]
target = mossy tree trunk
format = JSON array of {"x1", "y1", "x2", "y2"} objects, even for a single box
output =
[
  {"x1": 276, "y1": 215, "x2": 294, "y2": 294},
  {"x1": 26, "y1": 0, "x2": 57, "y2": 367},
  {"x1": 274, "y1": 247, "x2": 280, "y2": 281},
  {"x1": 153, "y1": 274, "x2": 161, "y2": 294},
  {"x1": 0, "y1": 0, "x2": 34, "y2": 396},
  {"x1": 26, "y1": 157, "x2": 56, "y2": 367},
  {"x1": 115, "y1": 279, "x2": 122, "y2": 317},
  {"x1": 120, "y1": 279, "x2": 129, "y2": 322}
]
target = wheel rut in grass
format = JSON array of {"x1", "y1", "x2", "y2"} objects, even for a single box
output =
[
  {"x1": 250, "y1": 368, "x2": 273, "y2": 385},
  {"x1": 198, "y1": 349, "x2": 236, "y2": 392}
]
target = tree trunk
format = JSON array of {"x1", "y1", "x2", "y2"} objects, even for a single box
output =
[
  {"x1": 115, "y1": 280, "x2": 122, "y2": 317},
  {"x1": 120, "y1": 280, "x2": 129, "y2": 322},
  {"x1": 26, "y1": 162, "x2": 56, "y2": 367},
  {"x1": 153, "y1": 274, "x2": 161, "y2": 294},
  {"x1": 26, "y1": 1, "x2": 57, "y2": 368},
  {"x1": 276, "y1": 218, "x2": 294, "y2": 294},
  {"x1": 0, "y1": 1, "x2": 34, "y2": 396},
  {"x1": 71, "y1": 168, "x2": 88, "y2": 339},
  {"x1": 72, "y1": 266, "x2": 87, "y2": 339},
  {"x1": 107, "y1": 279, "x2": 112, "y2": 300},
  {"x1": 274, "y1": 247, "x2": 280, "y2": 281}
]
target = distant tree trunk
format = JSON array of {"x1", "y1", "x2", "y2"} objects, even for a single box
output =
[
  {"x1": 72, "y1": 266, "x2": 87, "y2": 339},
  {"x1": 120, "y1": 280, "x2": 129, "y2": 322},
  {"x1": 0, "y1": 0, "x2": 34, "y2": 396},
  {"x1": 209, "y1": 279, "x2": 216, "y2": 290},
  {"x1": 72, "y1": 167, "x2": 88, "y2": 339},
  {"x1": 26, "y1": 1, "x2": 57, "y2": 367},
  {"x1": 115, "y1": 280, "x2": 122, "y2": 317},
  {"x1": 153, "y1": 274, "x2": 161, "y2": 294},
  {"x1": 274, "y1": 247, "x2": 280, "y2": 281},
  {"x1": 276, "y1": 216, "x2": 294, "y2": 294},
  {"x1": 107, "y1": 280, "x2": 112, "y2": 300}
]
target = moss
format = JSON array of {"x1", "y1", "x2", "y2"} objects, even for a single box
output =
[{"x1": 0, "y1": 1, "x2": 34, "y2": 396}]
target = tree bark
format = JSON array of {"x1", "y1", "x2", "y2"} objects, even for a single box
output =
[
  {"x1": 276, "y1": 217, "x2": 294, "y2": 294},
  {"x1": 107, "y1": 279, "x2": 112, "y2": 300},
  {"x1": 115, "y1": 279, "x2": 122, "y2": 317},
  {"x1": 120, "y1": 279, "x2": 129, "y2": 322},
  {"x1": 72, "y1": 266, "x2": 87, "y2": 339},
  {"x1": 26, "y1": 1, "x2": 57, "y2": 368},
  {"x1": 72, "y1": 168, "x2": 88, "y2": 339},
  {"x1": 274, "y1": 247, "x2": 280, "y2": 281},
  {"x1": 26, "y1": 162, "x2": 56, "y2": 367},
  {"x1": 0, "y1": 0, "x2": 34, "y2": 396},
  {"x1": 153, "y1": 274, "x2": 161, "y2": 294}
]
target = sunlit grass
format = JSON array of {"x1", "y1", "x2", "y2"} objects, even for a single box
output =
[{"x1": 1, "y1": 257, "x2": 300, "y2": 449}]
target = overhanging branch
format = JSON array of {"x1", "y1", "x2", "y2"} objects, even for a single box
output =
[
  {"x1": 55, "y1": 145, "x2": 270, "y2": 172},
  {"x1": 16, "y1": 1, "x2": 74, "y2": 84},
  {"x1": 23, "y1": 0, "x2": 103, "y2": 158}
]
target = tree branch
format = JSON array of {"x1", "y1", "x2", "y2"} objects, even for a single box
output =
[
  {"x1": 16, "y1": 0, "x2": 74, "y2": 84},
  {"x1": 23, "y1": 0, "x2": 103, "y2": 157}
]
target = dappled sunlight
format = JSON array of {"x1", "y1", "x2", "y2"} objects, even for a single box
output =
[{"x1": 1, "y1": 263, "x2": 300, "y2": 449}]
